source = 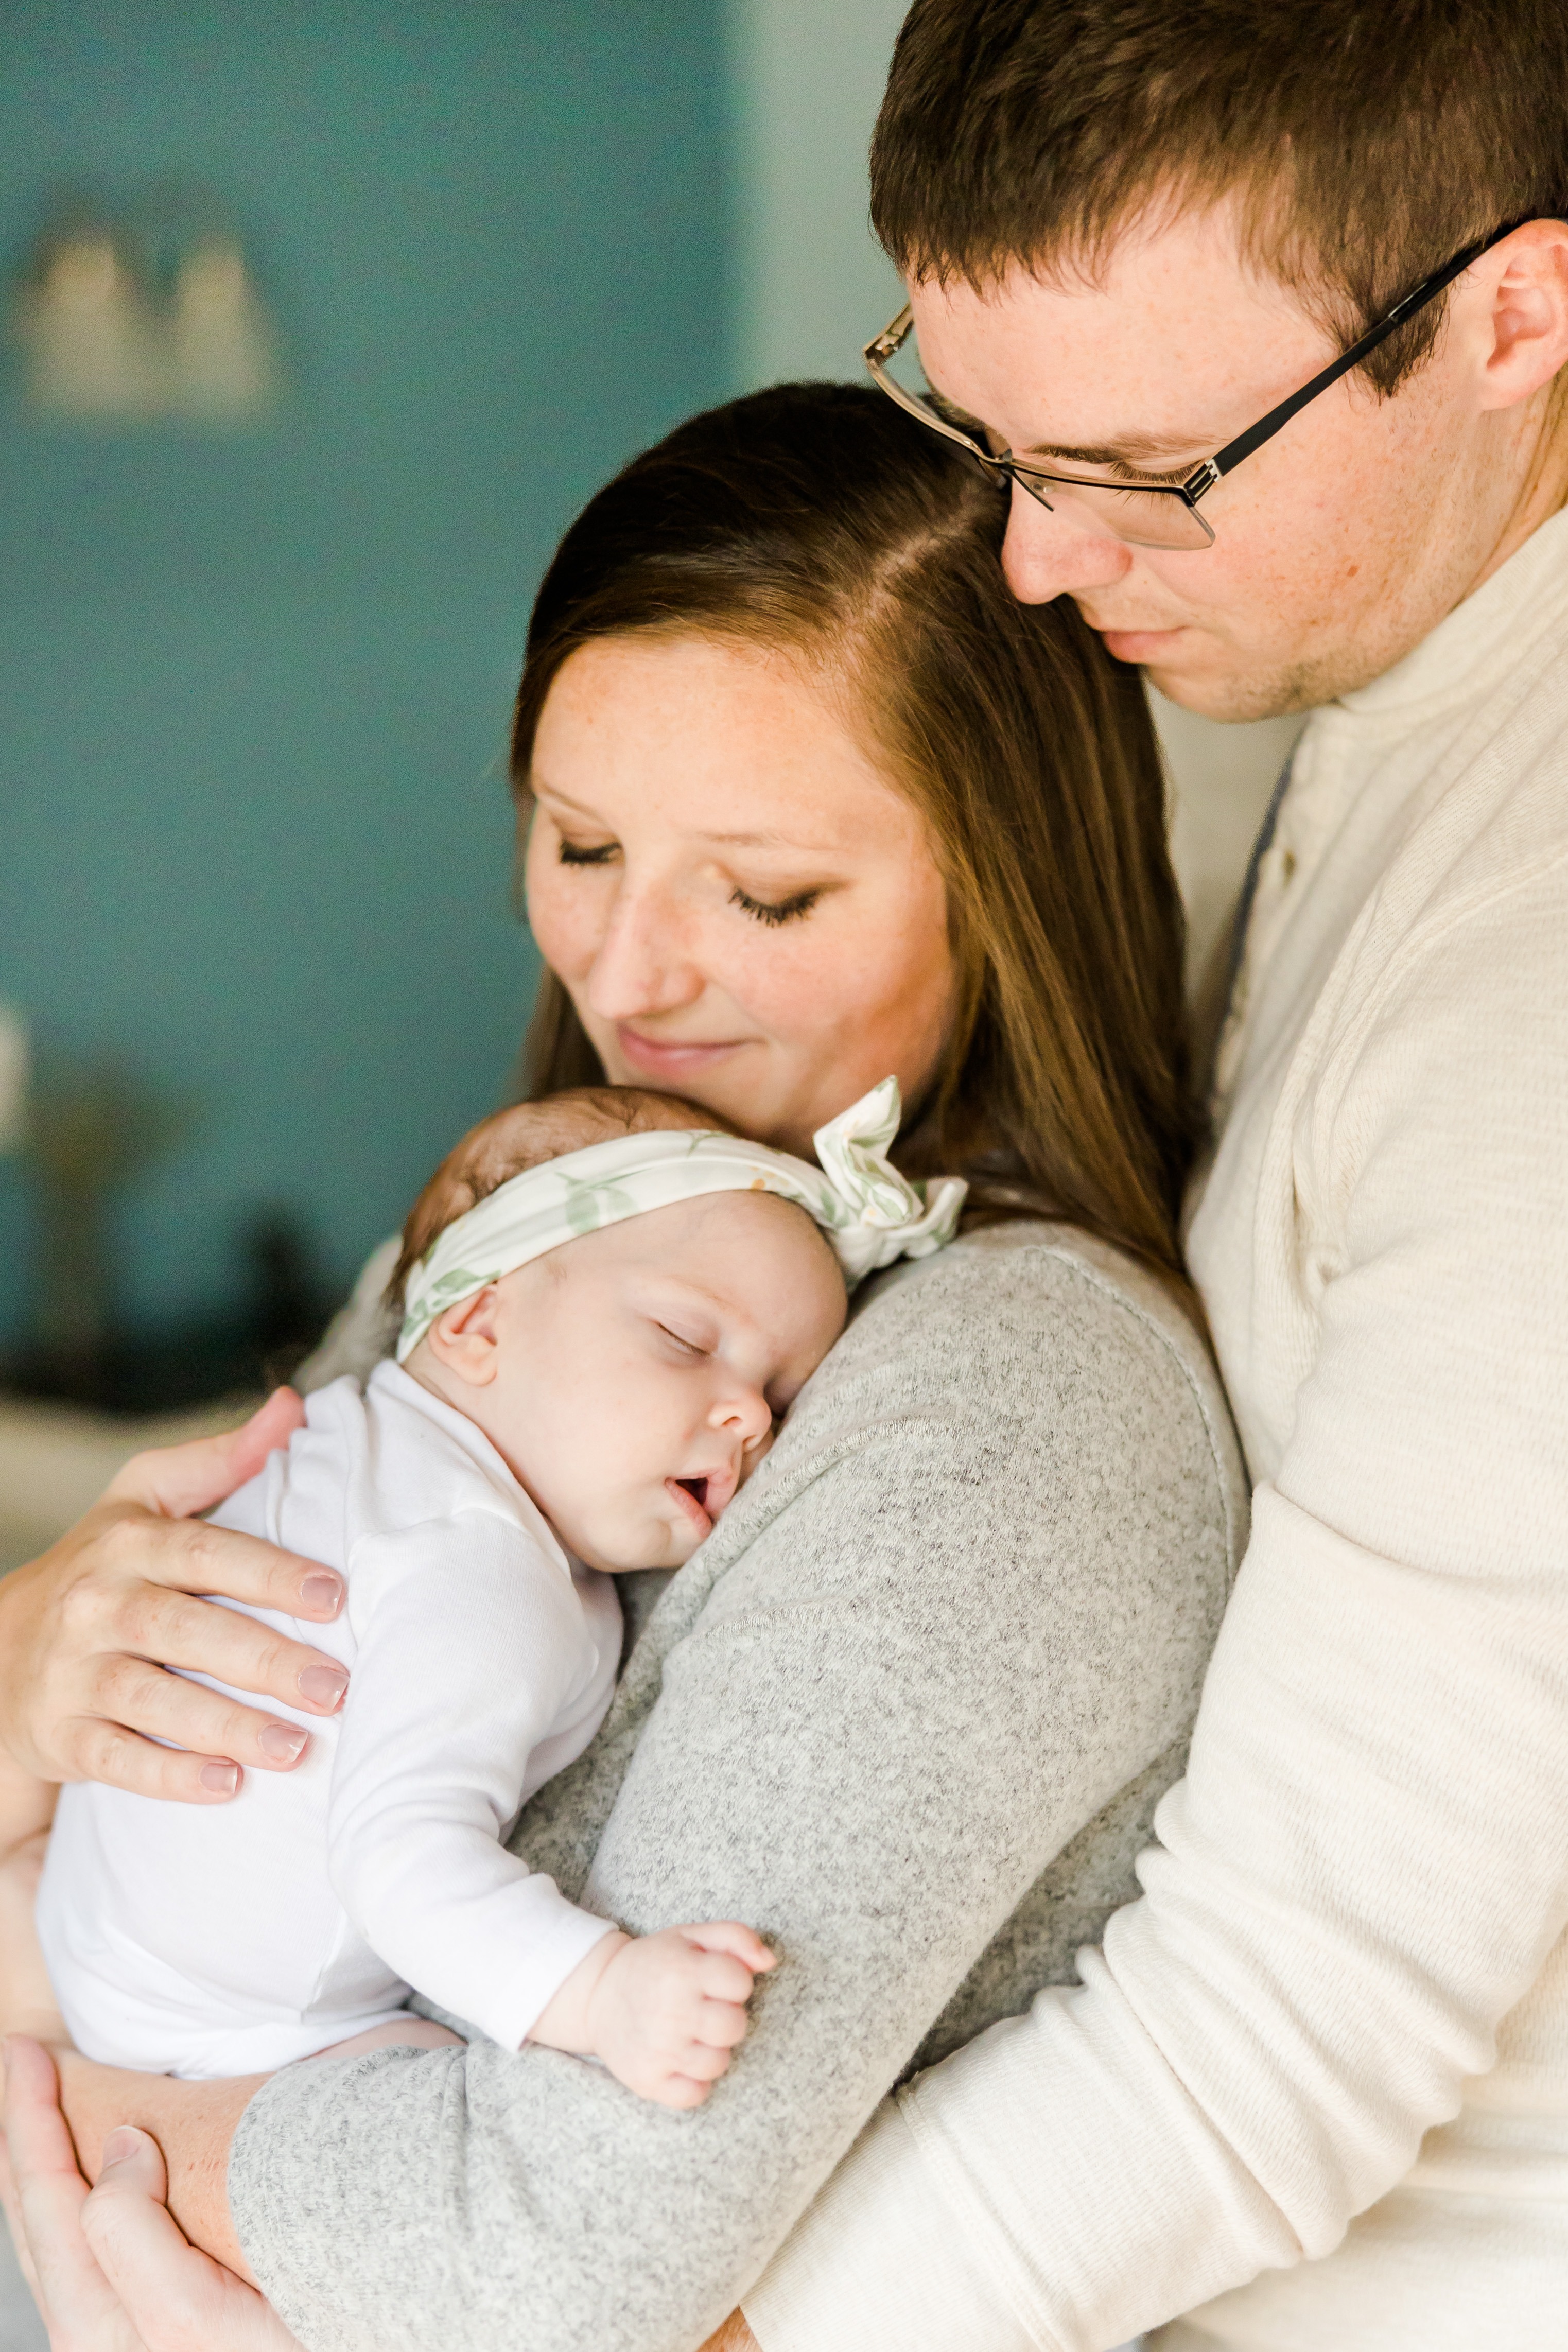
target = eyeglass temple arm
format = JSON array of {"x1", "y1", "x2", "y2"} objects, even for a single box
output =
[
  {"x1": 1200, "y1": 221, "x2": 1520, "y2": 490},
  {"x1": 864, "y1": 305, "x2": 1008, "y2": 463}
]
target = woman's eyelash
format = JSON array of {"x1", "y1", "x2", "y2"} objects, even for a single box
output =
[
  {"x1": 557, "y1": 839, "x2": 616, "y2": 866},
  {"x1": 730, "y1": 885, "x2": 821, "y2": 927}
]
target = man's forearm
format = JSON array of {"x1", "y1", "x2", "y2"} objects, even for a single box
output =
[{"x1": 56, "y1": 2047, "x2": 263, "y2": 2279}]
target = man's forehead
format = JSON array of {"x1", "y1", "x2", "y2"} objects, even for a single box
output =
[{"x1": 905, "y1": 222, "x2": 1327, "y2": 457}]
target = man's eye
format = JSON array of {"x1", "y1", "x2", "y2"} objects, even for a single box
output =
[
  {"x1": 557, "y1": 839, "x2": 616, "y2": 866},
  {"x1": 730, "y1": 885, "x2": 822, "y2": 927}
]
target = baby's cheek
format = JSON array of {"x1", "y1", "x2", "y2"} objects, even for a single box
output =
[{"x1": 736, "y1": 1428, "x2": 775, "y2": 1491}]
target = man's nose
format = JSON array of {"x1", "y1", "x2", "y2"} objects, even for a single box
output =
[
  {"x1": 1001, "y1": 485, "x2": 1136, "y2": 604},
  {"x1": 582, "y1": 883, "x2": 703, "y2": 1023}
]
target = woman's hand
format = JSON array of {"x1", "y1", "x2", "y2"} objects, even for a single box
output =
[
  {"x1": 2, "y1": 2037, "x2": 302, "y2": 2351},
  {"x1": 0, "y1": 1390, "x2": 354, "y2": 1802}
]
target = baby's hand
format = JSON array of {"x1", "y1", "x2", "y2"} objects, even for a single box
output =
[{"x1": 529, "y1": 1921, "x2": 775, "y2": 2108}]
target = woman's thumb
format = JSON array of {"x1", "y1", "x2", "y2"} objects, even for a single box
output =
[
  {"x1": 93, "y1": 2127, "x2": 168, "y2": 2203},
  {"x1": 106, "y1": 1387, "x2": 305, "y2": 1518}
]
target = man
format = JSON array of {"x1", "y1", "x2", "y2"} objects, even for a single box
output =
[{"x1": 723, "y1": 1, "x2": 1568, "y2": 2344}]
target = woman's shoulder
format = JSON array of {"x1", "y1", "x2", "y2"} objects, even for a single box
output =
[{"x1": 792, "y1": 1218, "x2": 1248, "y2": 1564}]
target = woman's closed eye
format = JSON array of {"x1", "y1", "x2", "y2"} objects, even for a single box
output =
[
  {"x1": 730, "y1": 884, "x2": 822, "y2": 927},
  {"x1": 557, "y1": 837, "x2": 617, "y2": 867}
]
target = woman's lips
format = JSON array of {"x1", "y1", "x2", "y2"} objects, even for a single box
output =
[{"x1": 615, "y1": 1025, "x2": 751, "y2": 1078}]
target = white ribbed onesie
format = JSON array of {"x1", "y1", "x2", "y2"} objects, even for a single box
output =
[{"x1": 37, "y1": 1361, "x2": 621, "y2": 2080}]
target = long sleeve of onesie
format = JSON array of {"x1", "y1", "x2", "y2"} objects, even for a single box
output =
[{"x1": 329, "y1": 1509, "x2": 617, "y2": 2050}]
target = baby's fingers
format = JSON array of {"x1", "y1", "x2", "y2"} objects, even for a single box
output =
[
  {"x1": 648, "y1": 2073, "x2": 712, "y2": 2112},
  {"x1": 692, "y1": 1949, "x2": 763, "y2": 2008},
  {"x1": 679, "y1": 1920, "x2": 775, "y2": 1974},
  {"x1": 689, "y1": 1995, "x2": 753, "y2": 2051}
]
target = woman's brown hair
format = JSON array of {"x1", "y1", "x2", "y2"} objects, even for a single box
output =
[{"x1": 511, "y1": 381, "x2": 1197, "y2": 1298}]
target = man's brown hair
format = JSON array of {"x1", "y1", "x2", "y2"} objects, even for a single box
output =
[
  {"x1": 871, "y1": 0, "x2": 1568, "y2": 394},
  {"x1": 512, "y1": 381, "x2": 1197, "y2": 1303}
]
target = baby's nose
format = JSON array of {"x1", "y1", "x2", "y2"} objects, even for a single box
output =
[{"x1": 715, "y1": 1386, "x2": 773, "y2": 1445}]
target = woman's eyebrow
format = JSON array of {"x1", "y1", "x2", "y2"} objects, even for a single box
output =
[
  {"x1": 698, "y1": 826, "x2": 829, "y2": 851},
  {"x1": 531, "y1": 777, "x2": 832, "y2": 855},
  {"x1": 529, "y1": 774, "x2": 603, "y2": 819}
]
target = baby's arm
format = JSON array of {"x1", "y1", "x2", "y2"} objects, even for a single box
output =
[{"x1": 329, "y1": 1513, "x2": 769, "y2": 2100}]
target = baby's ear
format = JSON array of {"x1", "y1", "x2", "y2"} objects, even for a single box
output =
[{"x1": 426, "y1": 1285, "x2": 503, "y2": 1386}]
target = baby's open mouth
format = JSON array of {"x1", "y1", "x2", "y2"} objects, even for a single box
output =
[{"x1": 667, "y1": 1474, "x2": 720, "y2": 1533}]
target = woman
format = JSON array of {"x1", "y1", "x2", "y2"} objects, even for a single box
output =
[{"x1": 0, "y1": 383, "x2": 1244, "y2": 2349}]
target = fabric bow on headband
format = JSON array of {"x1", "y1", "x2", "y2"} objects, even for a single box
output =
[{"x1": 397, "y1": 1076, "x2": 967, "y2": 1362}]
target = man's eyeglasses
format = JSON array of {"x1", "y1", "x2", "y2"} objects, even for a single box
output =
[{"x1": 864, "y1": 220, "x2": 1520, "y2": 551}]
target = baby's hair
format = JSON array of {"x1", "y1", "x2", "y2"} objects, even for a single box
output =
[{"x1": 386, "y1": 1086, "x2": 737, "y2": 1315}]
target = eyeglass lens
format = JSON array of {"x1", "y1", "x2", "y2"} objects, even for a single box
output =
[
  {"x1": 1005, "y1": 466, "x2": 1215, "y2": 551},
  {"x1": 881, "y1": 327, "x2": 1215, "y2": 553}
]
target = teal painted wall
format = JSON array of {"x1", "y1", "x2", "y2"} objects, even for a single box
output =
[{"x1": 0, "y1": 0, "x2": 730, "y2": 1341}]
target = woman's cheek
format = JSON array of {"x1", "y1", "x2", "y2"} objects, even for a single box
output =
[{"x1": 524, "y1": 850, "x2": 597, "y2": 989}]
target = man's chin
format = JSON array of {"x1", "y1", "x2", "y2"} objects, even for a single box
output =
[{"x1": 1141, "y1": 650, "x2": 1326, "y2": 724}]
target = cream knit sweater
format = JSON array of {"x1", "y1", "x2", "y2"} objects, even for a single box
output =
[{"x1": 747, "y1": 507, "x2": 1568, "y2": 2352}]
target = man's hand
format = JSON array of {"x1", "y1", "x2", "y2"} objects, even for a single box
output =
[{"x1": 530, "y1": 1921, "x2": 776, "y2": 2108}]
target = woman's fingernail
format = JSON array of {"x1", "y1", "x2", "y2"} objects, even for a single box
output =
[
  {"x1": 300, "y1": 1572, "x2": 343, "y2": 1615},
  {"x1": 258, "y1": 1722, "x2": 309, "y2": 1764},
  {"x1": 101, "y1": 2127, "x2": 141, "y2": 2169},
  {"x1": 200, "y1": 1761, "x2": 240, "y2": 1795},
  {"x1": 298, "y1": 1663, "x2": 349, "y2": 1710}
]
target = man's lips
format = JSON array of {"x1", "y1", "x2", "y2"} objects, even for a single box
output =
[
  {"x1": 1092, "y1": 623, "x2": 1191, "y2": 664},
  {"x1": 616, "y1": 1026, "x2": 752, "y2": 1077}
]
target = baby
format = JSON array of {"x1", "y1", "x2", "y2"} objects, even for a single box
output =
[{"x1": 38, "y1": 1076, "x2": 963, "y2": 2107}]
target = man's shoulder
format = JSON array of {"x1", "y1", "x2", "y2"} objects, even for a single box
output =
[{"x1": 1401, "y1": 636, "x2": 1568, "y2": 929}]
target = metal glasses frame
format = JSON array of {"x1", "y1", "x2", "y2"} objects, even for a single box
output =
[{"x1": 863, "y1": 219, "x2": 1521, "y2": 550}]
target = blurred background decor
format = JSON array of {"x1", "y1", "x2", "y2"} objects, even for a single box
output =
[
  {"x1": 0, "y1": 0, "x2": 1294, "y2": 1528},
  {"x1": 16, "y1": 188, "x2": 283, "y2": 424}
]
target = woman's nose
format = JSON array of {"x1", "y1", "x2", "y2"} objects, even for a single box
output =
[
  {"x1": 582, "y1": 882, "x2": 704, "y2": 1023},
  {"x1": 1002, "y1": 487, "x2": 1135, "y2": 604}
]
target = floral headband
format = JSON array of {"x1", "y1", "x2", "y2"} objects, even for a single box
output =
[{"x1": 396, "y1": 1075, "x2": 967, "y2": 1363}]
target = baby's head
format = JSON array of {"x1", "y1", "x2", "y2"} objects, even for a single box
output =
[{"x1": 389, "y1": 1088, "x2": 848, "y2": 1572}]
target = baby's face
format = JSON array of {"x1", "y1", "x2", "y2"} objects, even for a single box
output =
[{"x1": 445, "y1": 1190, "x2": 846, "y2": 1572}]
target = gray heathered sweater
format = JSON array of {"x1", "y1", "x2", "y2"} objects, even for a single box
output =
[{"x1": 229, "y1": 1222, "x2": 1246, "y2": 2352}]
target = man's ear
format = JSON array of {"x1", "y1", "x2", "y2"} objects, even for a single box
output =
[
  {"x1": 1470, "y1": 219, "x2": 1568, "y2": 414},
  {"x1": 425, "y1": 1285, "x2": 503, "y2": 1387}
]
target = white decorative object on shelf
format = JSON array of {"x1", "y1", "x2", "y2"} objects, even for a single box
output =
[
  {"x1": 0, "y1": 1004, "x2": 29, "y2": 1154},
  {"x1": 15, "y1": 202, "x2": 283, "y2": 426},
  {"x1": 169, "y1": 237, "x2": 282, "y2": 418}
]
